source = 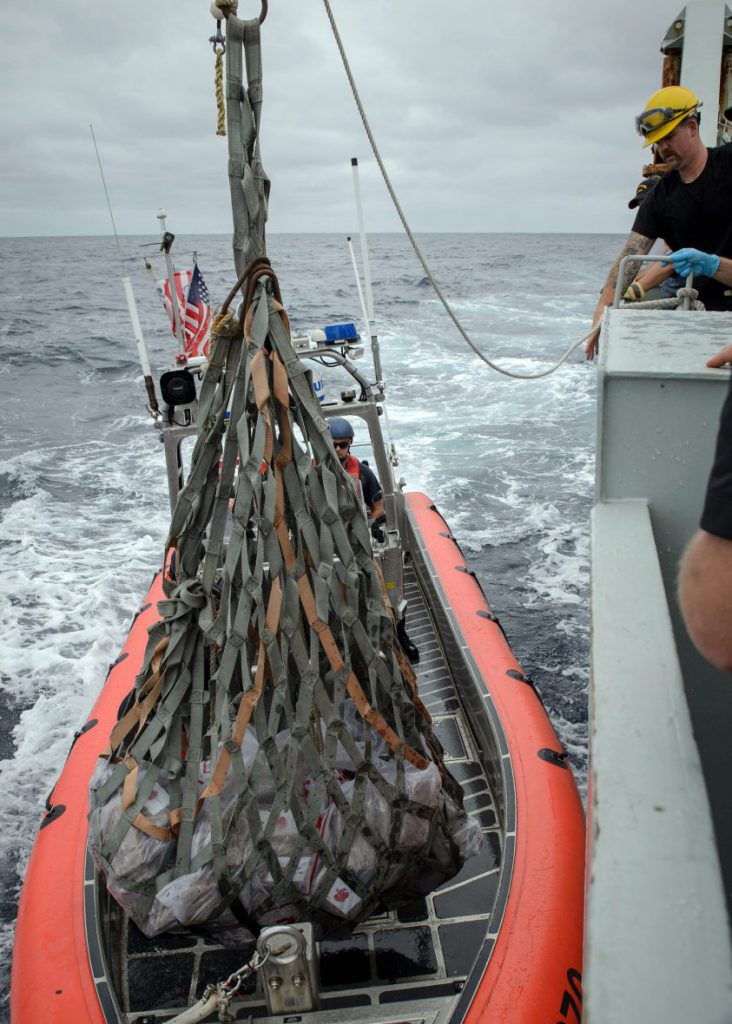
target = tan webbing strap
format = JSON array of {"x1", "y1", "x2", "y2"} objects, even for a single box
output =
[
  {"x1": 90, "y1": 262, "x2": 470, "y2": 937},
  {"x1": 120, "y1": 757, "x2": 173, "y2": 842},
  {"x1": 200, "y1": 577, "x2": 281, "y2": 802},
  {"x1": 106, "y1": 636, "x2": 170, "y2": 754},
  {"x1": 295, "y1": 572, "x2": 428, "y2": 770}
]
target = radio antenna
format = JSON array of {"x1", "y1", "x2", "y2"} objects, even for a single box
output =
[
  {"x1": 90, "y1": 124, "x2": 124, "y2": 273},
  {"x1": 90, "y1": 124, "x2": 159, "y2": 415}
]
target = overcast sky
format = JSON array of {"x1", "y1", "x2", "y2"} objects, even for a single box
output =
[{"x1": 1, "y1": 1, "x2": 686, "y2": 236}]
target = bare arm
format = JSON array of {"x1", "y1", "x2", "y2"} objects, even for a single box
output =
[
  {"x1": 585, "y1": 231, "x2": 655, "y2": 359},
  {"x1": 636, "y1": 257, "x2": 674, "y2": 292},
  {"x1": 712, "y1": 256, "x2": 732, "y2": 288},
  {"x1": 679, "y1": 530, "x2": 732, "y2": 672}
]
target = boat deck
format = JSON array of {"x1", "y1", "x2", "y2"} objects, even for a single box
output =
[{"x1": 95, "y1": 566, "x2": 504, "y2": 1023}]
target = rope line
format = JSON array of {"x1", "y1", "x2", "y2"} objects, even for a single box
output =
[
  {"x1": 321, "y1": 0, "x2": 591, "y2": 380},
  {"x1": 621, "y1": 286, "x2": 704, "y2": 311},
  {"x1": 214, "y1": 49, "x2": 226, "y2": 136}
]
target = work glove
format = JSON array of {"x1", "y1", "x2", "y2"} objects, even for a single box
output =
[
  {"x1": 623, "y1": 281, "x2": 646, "y2": 302},
  {"x1": 662, "y1": 248, "x2": 720, "y2": 278},
  {"x1": 370, "y1": 514, "x2": 387, "y2": 543}
]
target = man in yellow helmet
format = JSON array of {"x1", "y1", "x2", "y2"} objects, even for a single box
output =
[
  {"x1": 585, "y1": 85, "x2": 732, "y2": 360},
  {"x1": 589, "y1": 87, "x2": 732, "y2": 671}
]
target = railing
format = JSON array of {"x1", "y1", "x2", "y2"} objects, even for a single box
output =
[
  {"x1": 612, "y1": 254, "x2": 695, "y2": 308},
  {"x1": 298, "y1": 345, "x2": 406, "y2": 618}
]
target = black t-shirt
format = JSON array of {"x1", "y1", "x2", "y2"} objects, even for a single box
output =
[
  {"x1": 701, "y1": 377, "x2": 732, "y2": 538},
  {"x1": 358, "y1": 461, "x2": 382, "y2": 511},
  {"x1": 632, "y1": 144, "x2": 732, "y2": 310}
]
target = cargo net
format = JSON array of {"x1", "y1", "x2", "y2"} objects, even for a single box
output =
[{"x1": 89, "y1": 260, "x2": 482, "y2": 939}]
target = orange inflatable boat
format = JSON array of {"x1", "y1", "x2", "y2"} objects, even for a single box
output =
[{"x1": 12, "y1": 490, "x2": 584, "y2": 1023}]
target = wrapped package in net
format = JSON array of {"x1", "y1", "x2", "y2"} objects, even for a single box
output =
[
  {"x1": 88, "y1": 261, "x2": 483, "y2": 939},
  {"x1": 89, "y1": 713, "x2": 482, "y2": 936}
]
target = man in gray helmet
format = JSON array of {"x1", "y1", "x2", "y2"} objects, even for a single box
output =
[
  {"x1": 328, "y1": 417, "x2": 419, "y2": 663},
  {"x1": 328, "y1": 416, "x2": 385, "y2": 534}
]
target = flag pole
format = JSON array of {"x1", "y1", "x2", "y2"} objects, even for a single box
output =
[
  {"x1": 123, "y1": 278, "x2": 160, "y2": 414},
  {"x1": 157, "y1": 209, "x2": 188, "y2": 353},
  {"x1": 89, "y1": 124, "x2": 159, "y2": 415}
]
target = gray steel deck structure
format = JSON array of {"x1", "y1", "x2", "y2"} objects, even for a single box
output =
[{"x1": 586, "y1": 306, "x2": 732, "y2": 1021}]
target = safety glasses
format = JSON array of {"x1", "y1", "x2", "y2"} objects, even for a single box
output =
[
  {"x1": 333, "y1": 439, "x2": 351, "y2": 449},
  {"x1": 635, "y1": 103, "x2": 699, "y2": 137}
]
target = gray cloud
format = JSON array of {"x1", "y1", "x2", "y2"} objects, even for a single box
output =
[{"x1": 0, "y1": 1, "x2": 684, "y2": 236}]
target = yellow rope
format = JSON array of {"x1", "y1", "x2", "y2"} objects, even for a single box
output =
[{"x1": 214, "y1": 49, "x2": 226, "y2": 137}]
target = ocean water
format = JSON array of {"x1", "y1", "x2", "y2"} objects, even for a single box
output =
[{"x1": 0, "y1": 230, "x2": 621, "y2": 1012}]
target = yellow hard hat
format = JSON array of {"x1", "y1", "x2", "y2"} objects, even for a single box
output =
[{"x1": 635, "y1": 86, "x2": 701, "y2": 148}]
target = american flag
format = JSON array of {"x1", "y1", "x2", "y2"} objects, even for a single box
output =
[{"x1": 157, "y1": 264, "x2": 211, "y2": 358}]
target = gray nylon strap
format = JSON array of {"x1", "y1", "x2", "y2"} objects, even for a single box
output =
[
  {"x1": 226, "y1": 15, "x2": 269, "y2": 279},
  {"x1": 88, "y1": 18, "x2": 472, "y2": 934},
  {"x1": 89, "y1": 272, "x2": 469, "y2": 933}
]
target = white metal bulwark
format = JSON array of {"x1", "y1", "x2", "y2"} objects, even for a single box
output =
[{"x1": 587, "y1": 306, "x2": 732, "y2": 1023}]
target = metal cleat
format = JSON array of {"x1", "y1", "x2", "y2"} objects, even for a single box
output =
[{"x1": 256, "y1": 923, "x2": 320, "y2": 1015}]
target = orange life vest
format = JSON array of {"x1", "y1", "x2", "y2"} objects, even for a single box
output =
[{"x1": 343, "y1": 453, "x2": 361, "y2": 481}]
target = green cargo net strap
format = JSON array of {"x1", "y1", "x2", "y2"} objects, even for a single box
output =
[
  {"x1": 90, "y1": 261, "x2": 466, "y2": 930},
  {"x1": 225, "y1": 14, "x2": 270, "y2": 279}
]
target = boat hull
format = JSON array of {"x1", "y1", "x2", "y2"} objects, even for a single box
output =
[
  {"x1": 405, "y1": 493, "x2": 585, "y2": 1023},
  {"x1": 10, "y1": 574, "x2": 165, "y2": 1024},
  {"x1": 11, "y1": 494, "x2": 585, "y2": 1022}
]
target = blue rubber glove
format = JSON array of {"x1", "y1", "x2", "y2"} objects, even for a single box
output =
[{"x1": 662, "y1": 248, "x2": 720, "y2": 278}]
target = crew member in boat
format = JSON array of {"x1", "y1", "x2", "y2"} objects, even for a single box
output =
[
  {"x1": 328, "y1": 416, "x2": 386, "y2": 537},
  {"x1": 328, "y1": 416, "x2": 420, "y2": 663},
  {"x1": 585, "y1": 85, "x2": 732, "y2": 359}
]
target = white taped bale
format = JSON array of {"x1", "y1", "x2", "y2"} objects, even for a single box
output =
[{"x1": 89, "y1": 726, "x2": 483, "y2": 938}]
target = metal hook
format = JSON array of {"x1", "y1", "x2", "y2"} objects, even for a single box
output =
[{"x1": 209, "y1": 18, "x2": 226, "y2": 54}]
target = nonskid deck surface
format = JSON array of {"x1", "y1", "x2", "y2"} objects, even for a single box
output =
[{"x1": 103, "y1": 567, "x2": 502, "y2": 1022}]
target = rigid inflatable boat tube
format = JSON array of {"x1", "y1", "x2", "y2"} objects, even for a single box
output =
[
  {"x1": 405, "y1": 493, "x2": 585, "y2": 1024},
  {"x1": 10, "y1": 574, "x2": 165, "y2": 1024},
  {"x1": 12, "y1": 499, "x2": 585, "y2": 1023}
]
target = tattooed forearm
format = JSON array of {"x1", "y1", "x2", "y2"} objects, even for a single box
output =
[{"x1": 603, "y1": 232, "x2": 655, "y2": 293}]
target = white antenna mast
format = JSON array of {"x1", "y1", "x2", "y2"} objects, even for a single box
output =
[
  {"x1": 90, "y1": 124, "x2": 159, "y2": 415},
  {"x1": 351, "y1": 157, "x2": 383, "y2": 383}
]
